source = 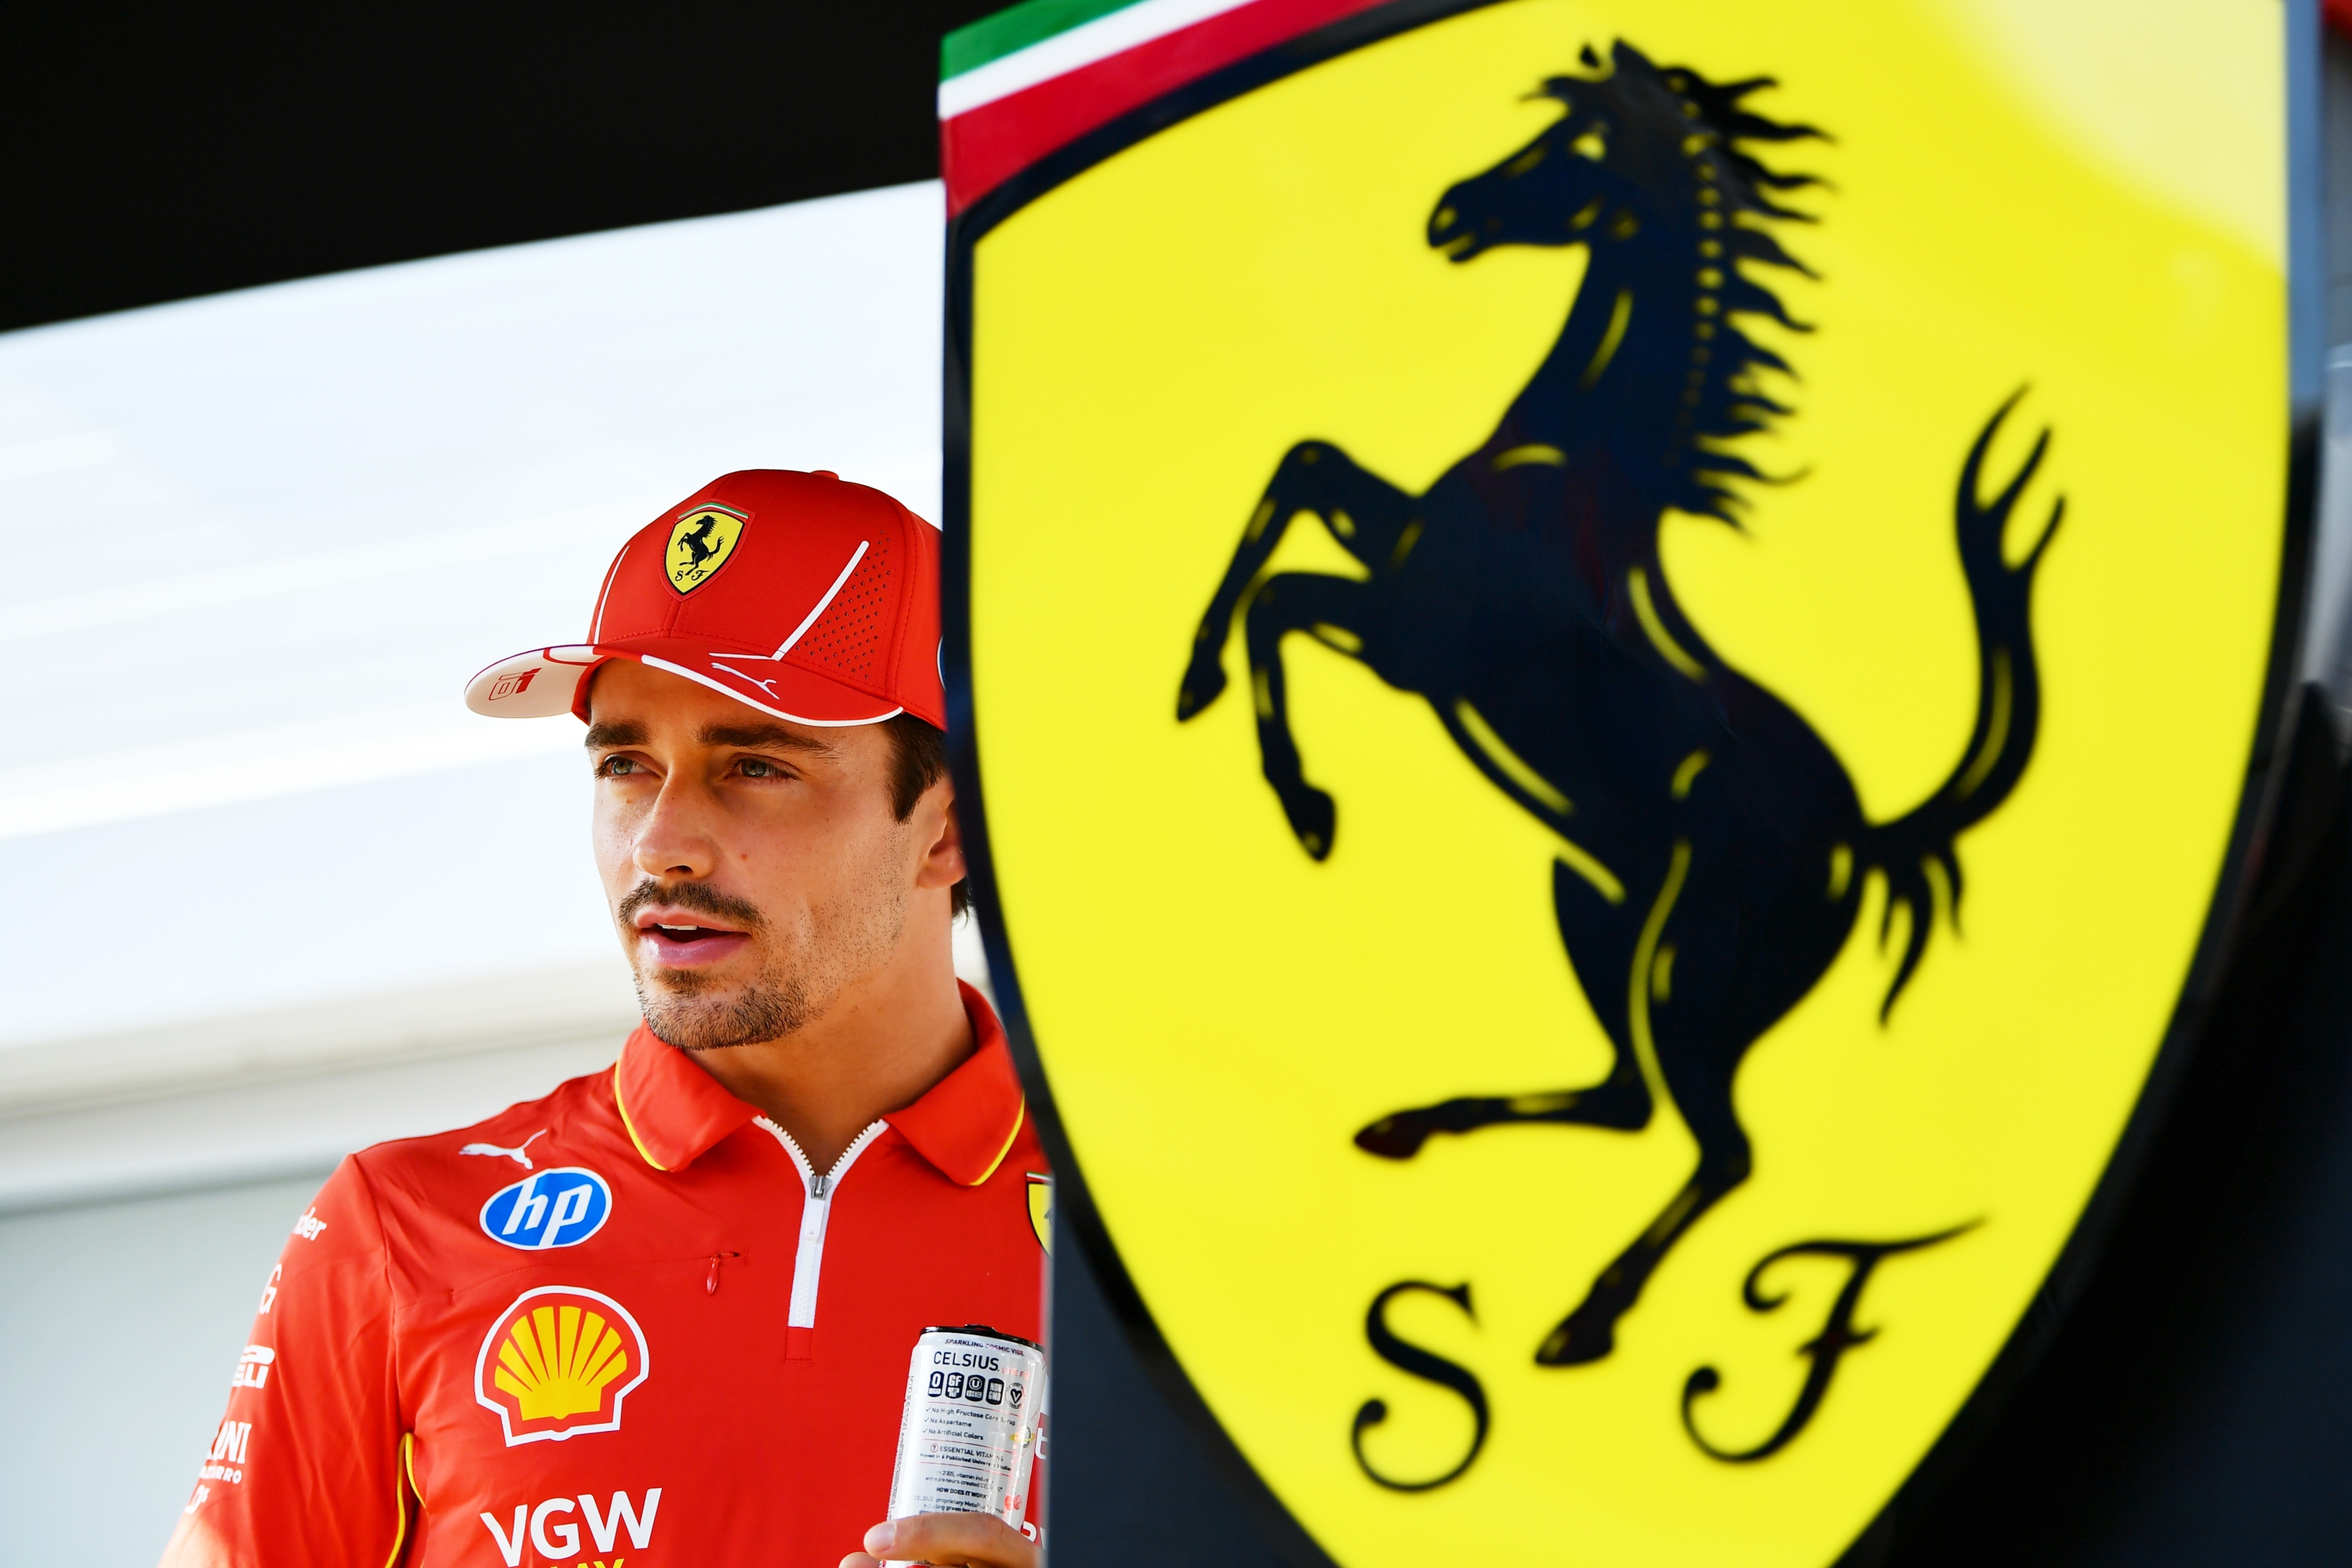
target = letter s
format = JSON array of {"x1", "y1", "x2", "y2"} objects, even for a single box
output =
[
  {"x1": 1350, "y1": 1280, "x2": 1488, "y2": 1492},
  {"x1": 531, "y1": 1497, "x2": 580, "y2": 1556}
]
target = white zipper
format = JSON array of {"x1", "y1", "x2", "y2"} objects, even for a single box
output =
[{"x1": 754, "y1": 1117, "x2": 887, "y2": 1333}]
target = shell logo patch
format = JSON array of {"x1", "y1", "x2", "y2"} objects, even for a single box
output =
[
  {"x1": 474, "y1": 1286, "x2": 649, "y2": 1446},
  {"x1": 665, "y1": 506, "x2": 746, "y2": 593}
]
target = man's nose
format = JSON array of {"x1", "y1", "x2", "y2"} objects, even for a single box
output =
[{"x1": 632, "y1": 779, "x2": 718, "y2": 880}]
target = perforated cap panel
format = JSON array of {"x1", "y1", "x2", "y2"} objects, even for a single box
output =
[{"x1": 792, "y1": 533, "x2": 894, "y2": 685}]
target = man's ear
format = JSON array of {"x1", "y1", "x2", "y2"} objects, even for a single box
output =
[{"x1": 913, "y1": 779, "x2": 967, "y2": 892}]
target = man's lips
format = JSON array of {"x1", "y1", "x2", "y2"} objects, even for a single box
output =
[{"x1": 633, "y1": 910, "x2": 751, "y2": 968}]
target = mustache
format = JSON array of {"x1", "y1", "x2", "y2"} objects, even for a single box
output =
[{"x1": 616, "y1": 879, "x2": 768, "y2": 931}]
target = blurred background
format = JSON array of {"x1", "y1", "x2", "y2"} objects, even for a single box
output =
[
  {"x1": 0, "y1": 4, "x2": 994, "y2": 1559},
  {"x1": 13, "y1": 3, "x2": 2352, "y2": 1565}
]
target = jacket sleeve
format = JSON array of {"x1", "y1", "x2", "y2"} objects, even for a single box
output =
[{"x1": 158, "y1": 1155, "x2": 411, "y2": 1568}]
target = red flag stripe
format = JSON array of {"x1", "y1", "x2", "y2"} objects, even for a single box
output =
[{"x1": 942, "y1": 0, "x2": 1388, "y2": 216}]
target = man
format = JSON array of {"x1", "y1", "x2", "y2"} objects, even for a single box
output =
[{"x1": 161, "y1": 470, "x2": 1046, "y2": 1568}]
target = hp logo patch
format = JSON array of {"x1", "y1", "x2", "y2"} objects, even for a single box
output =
[{"x1": 481, "y1": 1168, "x2": 612, "y2": 1250}]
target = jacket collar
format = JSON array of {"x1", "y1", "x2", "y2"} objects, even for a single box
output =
[
  {"x1": 612, "y1": 981, "x2": 1025, "y2": 1185},
  {"x1": 612, "y1": 1019, "x2": 757, "y2": 1173},
  {"x1": 886, "y1": 982, "x2": 1027, "y2": 1186}
]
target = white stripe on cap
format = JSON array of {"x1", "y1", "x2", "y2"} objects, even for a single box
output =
[
  {"x1": 771, "y1": 540, "x2": 869, "y2": 659},
  {"x1": 590, "y1": 541, "x2": 631, "y2": 642},
  {"x1": 638, "y1": 655, "x2": 901, "y2": 728}
]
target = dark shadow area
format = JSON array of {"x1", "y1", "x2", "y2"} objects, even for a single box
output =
[
  {"x1": 0, "y1": 0, "x2": 998, "y2": 332},
  {"x1": 1047, "y1": 1233, "x2": 1305, "y2": 1568},
  {"x1": 1879, "y1": 693, "x2": 2352, "y2": 1564}
]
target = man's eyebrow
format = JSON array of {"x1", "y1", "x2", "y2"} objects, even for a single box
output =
[
  {"x1": 583, "y1": 721, "x2": 648, "y2": 749},
  {"x1": 699, "y1": 723, "x2": 837, "y2": 756}
]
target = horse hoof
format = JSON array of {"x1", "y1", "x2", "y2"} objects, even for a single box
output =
[
  {"x1": 1535, "y1": 1315, "x2": 1615, "y2": 1367},
  {"x1": 1175, "y1": 663, "x2": 1226, "y2": 720},
  {"x1": 1354, "y1": 1116, "x2": 1429, "y2": 1160},
  {"x1": 1285, "y1": 789, "x2": 1337, "y2": 860}
]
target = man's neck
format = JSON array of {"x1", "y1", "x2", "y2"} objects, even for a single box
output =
[{"x1": 684, "y1": 945, "x2": 976, "y2": 1174}]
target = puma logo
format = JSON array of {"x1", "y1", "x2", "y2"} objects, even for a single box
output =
[{"x1": 460, "y1": 1130, "x2": 549, "y2": 1170}]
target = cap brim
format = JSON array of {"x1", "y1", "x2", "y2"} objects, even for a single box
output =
[{"x1": 464, "y1": 639, "x2": 904, "y2": 727}]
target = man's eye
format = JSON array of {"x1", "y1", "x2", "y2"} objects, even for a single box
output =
[
  {"x1": 597, "y1": 756, "x2": 639, "y2": 777},
  {"x1": 740, "y1": 759, "x2": 778, "y2": 778}
]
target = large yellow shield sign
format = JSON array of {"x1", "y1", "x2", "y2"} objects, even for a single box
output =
[{"x1": 943, "y1": 1, "x2": 2304, "y2": 1562}]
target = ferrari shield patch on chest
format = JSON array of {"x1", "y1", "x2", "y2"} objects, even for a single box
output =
[
  {"x1": 944, "y1": 1, "x2": 2303, "y2": 1563},
  {"x1": 666, "y1": 506, "x2": 746, "y2": 593},
  {"x1": 1027, "y1": 1173, "x2": 1053, "y2": 1254}
]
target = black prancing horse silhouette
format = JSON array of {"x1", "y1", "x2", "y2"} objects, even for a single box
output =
[
  {"x1": 677, "y1": 515, "x2": 726, "y2": 572},
  {"x1": 1176, "y1": 42, "x2": 2060, "y2": 1369}
]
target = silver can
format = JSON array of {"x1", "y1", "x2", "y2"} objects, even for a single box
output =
[{"x1": 885, "y1": 1324, "x2": 1046, "y2": 1541}]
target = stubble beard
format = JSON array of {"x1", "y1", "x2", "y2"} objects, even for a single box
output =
[
  {"x1": 620, "y1": 841, "x2": 913, "y2": 1053},
  {"x1": 643, "y1": 956, "x2": 813, "y2": 1051}
]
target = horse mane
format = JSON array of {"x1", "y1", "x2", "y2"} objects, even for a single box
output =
[{"x1": 1541, "y1": 44, "x2": 1825, "y2": 523}]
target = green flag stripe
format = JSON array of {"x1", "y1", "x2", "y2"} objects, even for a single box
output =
[{"x1": 942, "y1": 0, "x2": 1145, "y2": 81}]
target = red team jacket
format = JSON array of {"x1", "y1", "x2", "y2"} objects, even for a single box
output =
[{"x1": 160, "y1": 983, "x2": 1049, "y2": 1568}]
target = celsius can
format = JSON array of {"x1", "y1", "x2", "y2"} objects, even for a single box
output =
[{"x1": 886, "y1": 1325, "x2": 1046, "y2": 1538}]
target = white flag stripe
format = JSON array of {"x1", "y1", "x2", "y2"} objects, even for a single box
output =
[{"x1": 938, "y1": 0, "x2": 1255, "y2": 121}]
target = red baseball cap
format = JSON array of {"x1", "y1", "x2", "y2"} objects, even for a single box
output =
[{"x1": 465, "y1": 469, "x2": 945, "y2": 729}]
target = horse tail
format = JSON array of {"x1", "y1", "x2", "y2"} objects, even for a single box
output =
[{"x1": 1860, "y1": 391, "x2": 2063, "y2": 1019}]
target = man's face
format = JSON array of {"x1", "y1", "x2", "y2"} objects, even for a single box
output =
[{"x1": 585, "y1": 659, "x2": 945, "y2": 1051}]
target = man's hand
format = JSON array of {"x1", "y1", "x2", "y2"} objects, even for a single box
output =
[{"x1": 840, "y1": 1512, "x2": 1038, "y2": 1568}]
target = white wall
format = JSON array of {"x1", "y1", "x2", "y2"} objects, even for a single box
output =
[
  {"x1": 0, "y1": 1176, "x2": 326, "y2": 1565},
  {"x1": 0, "y1": 179, "x2": 949, "y2": 1054},
  {"x1": 0, "y1": 181, "x2": 979, "y2": 1563}
]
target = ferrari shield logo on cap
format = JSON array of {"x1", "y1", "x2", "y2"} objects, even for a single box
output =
[
  {"x1": 665, "y1": 506, "x2": 746, "y2": 593},
  {"x1": 948, "y1": 1, "x2": 2302, "y2": 1564}
]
